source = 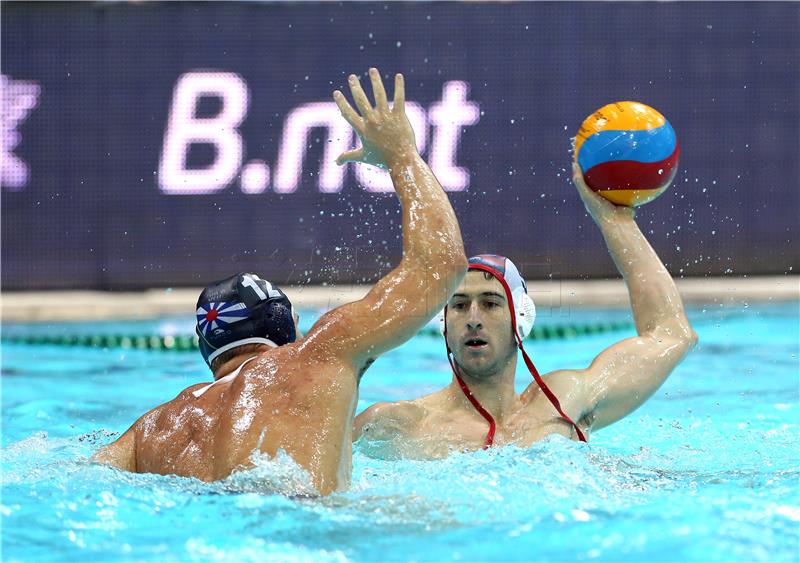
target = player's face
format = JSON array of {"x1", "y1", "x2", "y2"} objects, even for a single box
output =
[{"x1": 445, "y1": 271, "x2": 516, "y2": 378}]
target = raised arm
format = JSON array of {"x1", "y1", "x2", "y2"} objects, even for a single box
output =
[
  {"x1": 546, "y1": 164, "x2": 698, "y2": 431},
  {"x1": 302, "y1": 69, "x2": 467, "y2": 370}
]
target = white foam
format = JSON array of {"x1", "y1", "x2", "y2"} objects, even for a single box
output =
[{"x1": 220, "y1": 448, "x2": 317, "y2": 496}]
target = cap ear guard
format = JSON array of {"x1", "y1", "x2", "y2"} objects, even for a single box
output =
[{"x1": 514, "y1": 291, "x2": 536, "y2": 339}]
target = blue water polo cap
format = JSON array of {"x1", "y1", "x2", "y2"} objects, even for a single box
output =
[{"x1": 195, "y1": 273, "x2": 296, "y2": 367}]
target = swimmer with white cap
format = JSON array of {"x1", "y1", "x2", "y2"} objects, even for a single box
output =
[
  {"x1": 91, "y1": 68, "x2": 468, "y2": 495},
  {"x1": 354, "y1": 165, "x2": 698, "y2": 457}
]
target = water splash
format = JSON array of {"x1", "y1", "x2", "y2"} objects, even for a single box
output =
[{"x1": 221, "y1": 448, "x2": 317, "y2": 496}]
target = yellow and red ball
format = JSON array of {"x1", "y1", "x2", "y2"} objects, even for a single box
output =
[{"x1": 574, "y1": 101, "x2": 680, "y2": 206}]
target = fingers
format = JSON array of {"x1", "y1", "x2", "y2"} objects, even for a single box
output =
[
  {"x1": 369, "y1": 68, "x2": 389, "y2": 111},
  {"x1": 340, "y1": 69, "x2": 400, "y2": 118},
  {"x1": 348, "y1": 74, "x2": 374, "y2": 119},
  {"x1": 336, "y1": 148, "x2": 364, "y2": 166},
  {"x1": 393, "y1": 73, "x2": 405, "y2": 113},
  {"x1": 572, "y1": 162, "x2": 599, "y2": 206},
  {"x1": 572, "y1": 162, "x2": 590, "y2": 192},
  {"x1": 571, "y1": 161, "x2": 582, "y2": 181},
  {"x1": 572, "y1": 162, "x2": 631, "y2": 217},
  {"x1": 572, "y1": 162, "x2": 583, "y2": 185},
  {"x1": 333, "y1": 90, "x2": 363, "y2": 131}
]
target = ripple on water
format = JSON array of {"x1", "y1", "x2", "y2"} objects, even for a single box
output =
[{"x1": 1, "y1": 380, "x2": 798, "y2": 561}]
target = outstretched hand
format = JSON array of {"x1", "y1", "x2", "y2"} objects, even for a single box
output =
[
  {"x1": 333, "y1": 68, "x2": 418, "y2": 170},
  {"x1": 572, "y1": 162, "x2": 635, "y2": 224}
]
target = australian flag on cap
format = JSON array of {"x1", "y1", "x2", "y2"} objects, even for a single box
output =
[{"x1": 196, "y1": 301, "x2": 251, "y2": 338}]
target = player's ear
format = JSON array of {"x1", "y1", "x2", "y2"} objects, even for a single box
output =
[{"x1": 292, "y1": 311, "x2": 301, "y2": 336}]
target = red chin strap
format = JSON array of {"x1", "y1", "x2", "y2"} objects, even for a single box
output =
[
  {"x1": 444, "y1": 264, "x2": 587, "y2": 448},
  {"x1": 448, "y1": 353, "x2": 497, "y2": 447}
]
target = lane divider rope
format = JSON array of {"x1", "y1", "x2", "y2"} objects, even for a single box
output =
[{"x1": 1, "y1": 322, "x2": 634, "y2": 351}]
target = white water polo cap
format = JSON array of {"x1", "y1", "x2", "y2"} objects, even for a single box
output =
[{"x1": 440, "y1": 254, "x2": 536, "y2": 340}]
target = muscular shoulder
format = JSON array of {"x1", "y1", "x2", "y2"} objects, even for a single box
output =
[
  {"x1": 521, "y1": 369, "x2": 589, "y2": 418},
  {"x1": 132, "y1": 384, "x2": 203, "y2": 438},
  {"x1": 353, "y1": 400, "x2": 427, "y2": 441},
  {"x1": 177, "y1": 383, "x2": 209, "y2": 400}
]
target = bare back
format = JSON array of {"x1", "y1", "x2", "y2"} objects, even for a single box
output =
[{"x1": 132, "y1": 343, "x2": 358, "y2": 493}]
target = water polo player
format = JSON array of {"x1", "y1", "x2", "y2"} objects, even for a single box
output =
[
  {"x1": 92, "y1": 68, "x2": 467, "y2": 495},
  {"x1": 354, "y1": 164, "x2": 698, "y2": 456}
]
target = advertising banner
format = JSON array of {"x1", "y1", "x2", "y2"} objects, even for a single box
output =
[{"x1": 2, "y1": 2, "x2": 798, "y2": 289}]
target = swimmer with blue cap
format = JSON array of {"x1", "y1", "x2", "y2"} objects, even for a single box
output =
[
  {"x1": 92, "y1": 68, "x2": 468, "y2": 495},
  {"x1": 354, "y1": 165, "x2": 698, "y2": 457}
]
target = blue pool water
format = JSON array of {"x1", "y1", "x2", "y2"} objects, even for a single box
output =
[{"x1": 2, "y1": 304, "x2": 798, "y2": 562}]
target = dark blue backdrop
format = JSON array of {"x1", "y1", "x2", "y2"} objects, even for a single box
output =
[{"x1": 2, "y1": 2, "x2": 798, "y2": 289}]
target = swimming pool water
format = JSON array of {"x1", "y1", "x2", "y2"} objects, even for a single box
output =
[{"x1": 2, "y1": 304, "x2": 798, "y2": 562}]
